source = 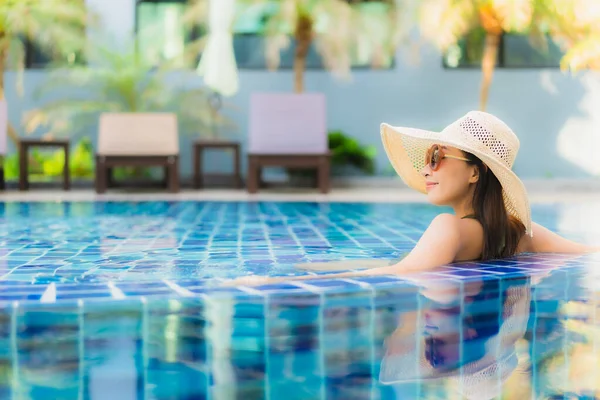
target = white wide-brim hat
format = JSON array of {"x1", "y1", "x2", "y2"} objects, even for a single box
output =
[
  {"x1": 379, "y1": 282, "x2": 531, "y2": 400},
  {"x1": 381, "y1": 111, "x2": 532, "y2": 236}
]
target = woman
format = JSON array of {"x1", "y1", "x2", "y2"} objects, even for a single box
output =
[
  {"x1": 226, "y1": 111, "x2": 598, "y2": 286},
  {"x1": 379, "y1": 274, "x2": 532, "y2": 400}
]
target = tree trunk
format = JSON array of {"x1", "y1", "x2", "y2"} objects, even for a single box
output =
[
  {"x1": 479, "y1": 33, "x2": 501, "y2": 111},
  {"x1": 293, "y1": 13, "x2": 313, "y2": 94}
]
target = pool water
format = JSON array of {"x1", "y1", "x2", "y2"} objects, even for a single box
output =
[{"x1": 0, "y1": 201, "x2": 599, "y2": 399}]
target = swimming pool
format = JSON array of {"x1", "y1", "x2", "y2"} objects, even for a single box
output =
[{"x1": 1, "y1": 201, "x2": 599, "y2": 399}]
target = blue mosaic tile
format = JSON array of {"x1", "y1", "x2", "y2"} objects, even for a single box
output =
[
  {"x1": 479, "y1": 259, "x2": 528, "y2": 267},
  {"x1": 56, "y1": 291, "x2": 114, "y2": 300},
  {"x1": 0, "y1": 201, "x2": 598, "y2": 306},
  {"x1": 351, "y1": 276, "x2": 403, "y2": 286},
  {"x1": 252, "y1": 283, "x2": 308, "y2": 294},
  {"x1": 442, "y1": 268, "x2": 500, "y2": 278},
  {"x1": 51, "y1": 283, "x2": 107, "y2": 292},
  {"x1": 0, "y1": 293, "x2": 43, "y2": 301},
  {"x1": 479, "y1": 265, "x2": 531, "y2": 274},
  {"x1": 301, "y1": 279, "x2": 365, "y2": 290}
]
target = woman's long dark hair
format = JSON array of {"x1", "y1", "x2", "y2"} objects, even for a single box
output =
[{"x1": 464, "y1": 152, "x2": 526, "y2": 260}]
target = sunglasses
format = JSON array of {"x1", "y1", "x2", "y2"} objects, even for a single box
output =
[{"x1": 425, "y1": 144, "x2": 470, "y2": 171}]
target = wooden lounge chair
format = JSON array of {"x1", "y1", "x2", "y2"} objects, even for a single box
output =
[
  {"x1": 247, "y1": 92, "x2": 331, "y2": 193},
  {"x1": 95, "y1": 112, "x2": 180, "y2": 193}
]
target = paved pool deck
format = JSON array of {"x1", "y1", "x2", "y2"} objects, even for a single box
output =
[{"x1": 2, "y1": 178, "x2": 600, "y2": 203}]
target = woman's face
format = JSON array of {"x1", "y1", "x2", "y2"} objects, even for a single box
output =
[{"x1": 420, "y1": 145, "x2": 478, "y2": 207}]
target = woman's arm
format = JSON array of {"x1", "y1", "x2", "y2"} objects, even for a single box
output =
[
  {"x1": 526, "y1": 222, "x2": 600, "y2": 254},
  {"x1": 223, "y1": 214, "x2": 463, "y2": 286}
]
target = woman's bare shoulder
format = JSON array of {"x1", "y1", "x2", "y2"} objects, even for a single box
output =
[
  {"x1": 421, "y1": 213, "x2": 483, "y2": 261},
  {"x1": 455, "y1": 215, "x2": 484, "y2": 261}
]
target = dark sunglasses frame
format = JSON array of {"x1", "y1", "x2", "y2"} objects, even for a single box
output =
[{"x1": 425, "y1": 144, "x2": 471, "y2": 171}]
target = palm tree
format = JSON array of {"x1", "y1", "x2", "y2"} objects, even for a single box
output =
[
  {"x1": 549, "y1": 1, "x2": 600, "y2": 72},
  {"x1": 418, "y1": 0, "x2": 569, "y2": 111},
  {"x1": 0, "y1": 0, "x2": 90, "y2": 145},
  {"x1": 186, "y1": 0, "x2": 403, "y2": 94},
  {"x1": 261, "y1": 0, "x2": 405, "y2": 93},
  {"x1": 23, "y1": 43, "x2": 233, "y2": 142}
]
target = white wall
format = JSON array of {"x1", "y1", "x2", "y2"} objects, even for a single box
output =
[{"x1": 86, "y1": 0, "x2": 136, "y2": 46}]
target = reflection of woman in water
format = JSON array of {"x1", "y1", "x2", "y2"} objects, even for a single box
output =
[
  {"x1": 228, "y1": 111, "x2": 598, "y2": 286},
  {"x1": 379, "y1": 275, "x2": 532, "y2": 400}
]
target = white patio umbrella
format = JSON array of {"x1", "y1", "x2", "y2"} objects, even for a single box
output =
[{"x1": 196, "y1": 0, "x2": 239, "y2": 97}]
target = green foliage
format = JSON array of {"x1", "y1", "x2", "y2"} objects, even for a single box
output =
[
  {"x1": 0, "y1": 0, "x2": 92, "y2": 92},
  {"x1": 328, "y1": 130, "x2": 377, "y2": 174},
  {"x1": 21, "y1": 42, "x2": 236, "y2": 180},
  {"x1": 3, "y1": 138, "x2": 95, "y2": 181},
  {"x1": 70, "y1": 137, "x2": 94, "y2": 178},
  {"x1": 231, "y1": 0, "x2": 402, "y2": 72},
  {"x1": 23, "y1": 42, "x2": 234, "y2": 140},
  {"x1": 4, "y1": 152, "x2": 19, "y2": 180},
  {"x1": 288, "y1": 130, "x2": 377, "y2": 180}
]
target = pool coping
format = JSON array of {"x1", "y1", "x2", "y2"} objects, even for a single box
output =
[
  {"x1": 0, "y1": 252, "x2": 592, "y2": 307},
  {"x1": 3, "y1": 179, "x2": 600, "y2": 204}
]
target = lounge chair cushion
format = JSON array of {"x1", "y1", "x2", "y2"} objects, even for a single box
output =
[
  {"x1": 248, "y1": 93, "x2": 327, "y2": 155},
  {"x1": 98, "y1": 112, "x2": 179, "y2": 156}
]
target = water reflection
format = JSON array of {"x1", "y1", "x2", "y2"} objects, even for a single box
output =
[
  {"x1": 2, "y1": 256, "x2": 600, "y2": 399},
  {"x1": 380, "y1": 275, "x2": 531, "y2": 399},
  {"x1": 376, "y1": 255, "x2": 600, "y2": 399}
]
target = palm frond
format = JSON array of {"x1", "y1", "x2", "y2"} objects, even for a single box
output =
[
  {"x1": 311, "y1": 0, "x2": 355, "y2": 79},
  {"x1": 162, "y1": 36, "x2": 208, "y2": 70},
  {"x1": 0, "y1": 0, "x2": 93, "y2": 107},
  {"x1": 6, "y1": 37, "x2": 25, "y2": 95},
  {"x1": 27, "y1": 43, "x2": 233, "y2": 139},
  {"x1": 541, "y1": 0, "x2": 600, "y2": 71},
  {"x1": 419, "y1": 0, "x2": 477, "y2": 50},
  {"x1": 181, "y1": 0, "x2": 209, "y2": 28},
  {"x1": 23, "y1": 99, "x2": 123, "y2": 136},
  {"x1": 262, "y1": 0, "x2": 297, "y2": 70},
  {"x1": 2, "y1": 0, "x2": 89, "y2": 59},
  {"x1": 560, "y1": 33, "x2": 600, "y2": 71},
  {"x1": 350, "y1": 1, "x2": 402, "y2": 68},
  {"x1": 525, "y1": 0, "x2": 553, "y2": 52},
  {"x1": 389, "y1": 0, "x2": 420, "y2": 51},
  {"x1": 491, "y1": 0, "x2": 535, "y2": 32}
]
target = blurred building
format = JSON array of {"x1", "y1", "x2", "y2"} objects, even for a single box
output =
[{"x1": 6, "y1": 0, "x2": 600, "y2": 181}]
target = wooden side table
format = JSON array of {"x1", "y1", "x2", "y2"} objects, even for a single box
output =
[
  {"x1": 19, "y1": 139, "x2": 70, "y2": 191},
  {"x1": 0, "y1": 160, "x2": 5, "y2": 190},
  {"x1": 193, "y1": 140, "x2": 242, "y2": 189}
]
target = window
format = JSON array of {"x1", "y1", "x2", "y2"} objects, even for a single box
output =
[
  {"x1": 23, "y1": 0, "x2": 87, "y2": 69},
  {"x1": 25, "y1": 41, "x2": 55, "y2": 69},
  {"x1": 443, "y1": 28, "x2": 565, "y2": 69},
  {"x1": 231, "y1": 0, "x2": 395, "y2": 69},
  {"x1": 135, "y1": 0, "x2": 395, "y2": 70},
  {"x1": 136, "y1": 0, "x2": 197, "y2": 66},
  {"x1": 24, "y1": 42, "x2": 85, "y2": 69},
  {"x1": 501, "y1": 34, "x2": 564, "y2": 68}
]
